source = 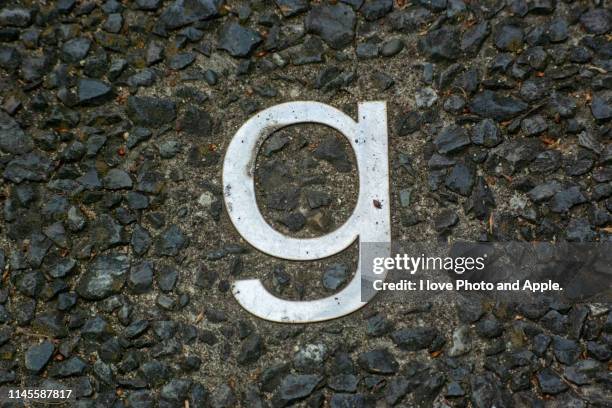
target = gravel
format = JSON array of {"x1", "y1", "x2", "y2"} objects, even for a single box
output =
[{"x1": 0, "y1": 0, "x2": 609, "y2": 406}]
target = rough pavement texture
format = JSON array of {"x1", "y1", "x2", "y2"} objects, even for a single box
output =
[{"x1": 0, "y1": 0, "x2": 611, "y2": 407}]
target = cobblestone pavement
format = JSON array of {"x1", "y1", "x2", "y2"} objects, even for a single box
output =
[{"x1": 0, "y1": 0, "x2": 610, "y2": 407}]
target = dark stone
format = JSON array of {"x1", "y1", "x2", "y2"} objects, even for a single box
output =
[
  {"x1": 494, "y1": 25, "x2": 523, "y2": 51},
  {"x1": 129, "y1": 261, "x2": 154, "y2": 294},
  {"x1": 25, "y1": 341, "x2": 54, "y2": 373},
  {"x1": 468, "y1": 177, "x2": 495, "y2": 220},
  {"x1": 168, "y1": 52, "x2": 196, "y2": 70},
  {"x1": 360, "y1": 0, "x2": 393, "y2": 21},
  {"x1": 237, "y1": 333, "x2": 264, "y2": 365},
  {"x1": 396, "y1": 111, "x2": 422, "y2": 136},
  {"x1": 357, "y1": 349, "x2": 398, "y2": 374},
  {"x1": 267, "y1": 187, "x2": 300, "y2": 211},
  {"x1": 103, "y1": 169, "x2": 132, "y2": 189},
  {"x1": 461, "y1": 21, "x2": 490, "y2": 55},
  {"x1": 156, "y1": 225, "x2": 188, "y2": 256},
  {"x1": 552, "y1": 336, "x2": 581, "y2": 366},
  {"x1": 434, "y1": 125, "x2": 470, "y2": 154},
  {"x1": 62, "y1": 38, "x2": 91, "y2": 63},
  {"x1": 470, "y1": 373, "x2": 511, "y2": 408},
  {"x1": 4, "y1": 153, "x2": 54, "y2": 183},
  {"x1": 475, "y1": 314, "x2": 503, "y2": 338},
  {"x1": 550, "y1": 186, "x2": 587, "y2": 213},
  {"x1": 157, "y1": 265, "x2": 178, "y2": 292},
  {"x1": 322, "y1": 263, "x2": 348, "y2": 290},
  {"x1": 537, "y1": 368, "x2": 568, "y2": 395},
  {"x1": 381, "y1": 38, "x2": 404, "y2": 57},
  {"x1": 566, "y1": 218, "x2": 596, "y2": 242},
  {"x1": 434, "y1": 209, "x2": 459, "y2": 232},
  {"x1": 0, "y1": 111, "x2": 33, "y2": 155},
  {"x1": 279, "y1": 212, "x2": 306, "y2": 232},
  {"x1": 0, "y1": 7, "x2": 32, "y2": 27},
  {"x1": 469, "y1": 90, "x2": 528, "y2": 121},
  {"x1": 217, "y1": 23, "x2": 262, "y2": 57},
  {"x1": 445, "y1": 163, "x2": 474, "y2": 196},
  {"x1": 521, "y1": 115, "x2": 548, "y2": 136},
  {"x1": 313, "y1": 135, "x2": 352, "y2": 172},
  {"x1": 16, "y1": 270, "x2": 45, "y2": 298},
  {"x1": 305, "y1": 4, "x2": 356, "y2": 49},
  {"x1": 390, "y1": 327, "x2": 437, "y2": 351},
  {"x1": 161, "y1": 379, "x2": 192, "y2": 402},
  {"x1": 385, "y1": 377, "x2": 410, "y2": 405},
  {"x1": 418, "y1": 27, "x2": 460, "y2": 61},
  {"x1": 306, "y1": 190, "x2": 331, "y2": 209},
  {"x1": 580, "y1": 8, "x2": 611, "y2": 35},
  {"x1": 127, "y1": 69, "x2": 157, "y2": 88},
  {"x1": 76, "y1": 253, "x2": 130, "y2": 300},
  {"x1": 179, "y1": 106, "x2": 212, "y2": 137},
  {"x1": 127, "y1": 96, "x2": 176, "y2": 128},
  {"x1": 158, "y1": 0, "x2": 224, "y2": 30},
  {"x1": 591, "y1": 91, "x2": 612, "y2": 121},
  {"x1": 48, "y1": 356, "x2": 87, "y2": 378},
  {"x1": 273, "y1": 374, "x2": 322, "y2": 406}
]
